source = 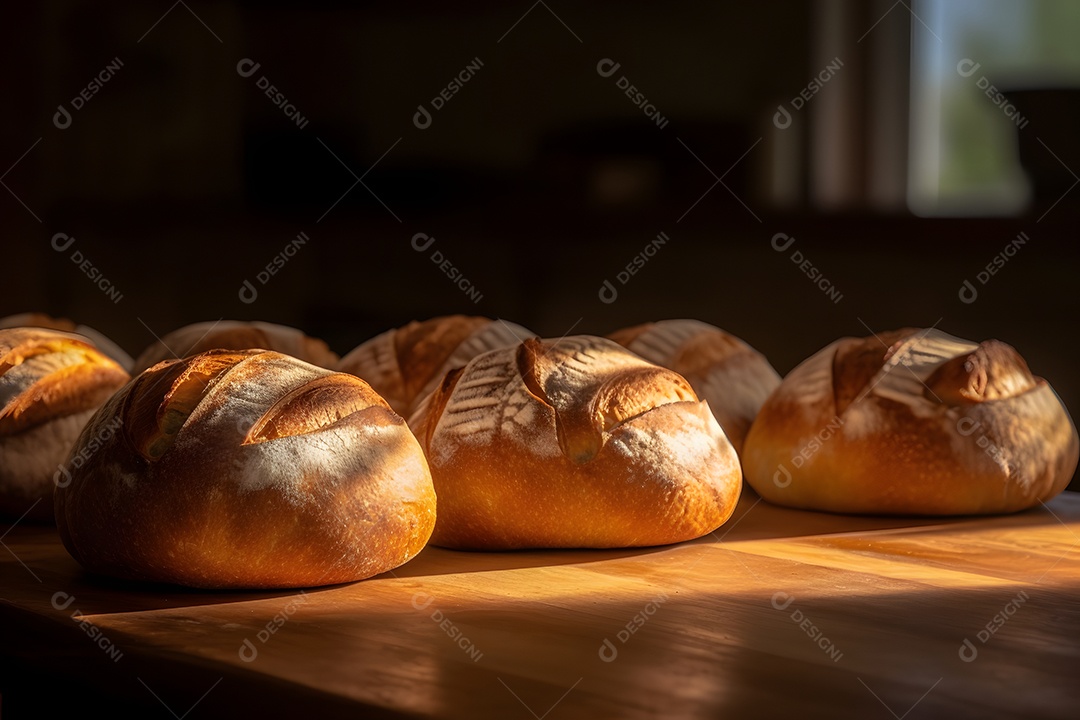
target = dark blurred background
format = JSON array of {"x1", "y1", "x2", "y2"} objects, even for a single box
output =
[{"x1": 2, "y1": 1, "x2": 1078, "y2": 486}]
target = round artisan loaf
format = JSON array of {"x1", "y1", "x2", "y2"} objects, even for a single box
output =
[
  {"x1": 132, "y1": 320, "x2": 337, "y2": 373},
  {"x1": 608, "y1": 319, "x2": 780, "y2": 454},
  {"x1": 410, "y1": 335, "x2": 742, "y2": 549},
  {"x1": 54, "y1": 349, "x2": 436, "y2": 588},
  {"x1": 742, "y1": 328, "x2": 1079, "y2": 515},
  {"x1": 337, "y1": 315, "x2": 535, "y2": 417},
  {"x1": 0, "y1": 328, "x2": 129, "y2": 521}
]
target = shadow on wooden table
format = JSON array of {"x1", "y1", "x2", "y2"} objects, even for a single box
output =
[
  {"x1": 2, "y1": 490, "x2": 1078, "y2": 720},
  {"x1": 390, "y1": 489, "x2": 1079, "y2": 579},
  {"x1": 5, "y1": 555, "x2": 1077, "y2": 720},
  {"x1": 3, "y1": 491, "x2": 1075, "y2": 618}
]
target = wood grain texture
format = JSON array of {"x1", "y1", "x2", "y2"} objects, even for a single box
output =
[{"x1": 2, "y1": 492, "x2": 1078, "y2": 719}]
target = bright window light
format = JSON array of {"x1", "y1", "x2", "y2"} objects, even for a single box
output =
[{"x1": 909, "y1": 0, "x2": 1080, "y2": 216}]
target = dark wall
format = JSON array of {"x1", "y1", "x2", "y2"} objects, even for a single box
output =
[{"x1": 3, "y1": 2, "x2": 813, "y2": 345}]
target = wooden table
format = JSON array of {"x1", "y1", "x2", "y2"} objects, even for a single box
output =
[{"x1": 2, "y1": 491, "x2": 1078, "y2": 719}]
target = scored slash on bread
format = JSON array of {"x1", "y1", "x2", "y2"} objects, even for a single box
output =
[
  {"x1": 410, "y1": 335, "x2": 742, "y2": 550},
  {"x1": 0, "y1": 338, "x2": 127, "y2": 435},
  {"x1": 338, "y1": 315, "x2": 535, "y2": 417},
  {"x1": 0, "y1": 313, "x2": 134, "y2": 371},
  {"x1": 608, "y1": 319, "x2": 780, "y2": 455},
  {"x1": 55, "y1": 350, "x2": 436, "y2": 589},
  {"x1": 517, "y1": 337, "x2": 698, "y2": 464},
  {"x1": 743, "y1": 328, "x2": 1080, "y2": 515},
  {"x1": 0, "y1": 329, "x2": 130, "y2": 522}
]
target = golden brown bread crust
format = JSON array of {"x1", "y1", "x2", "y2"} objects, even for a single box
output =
[
  {"x1": 54, "y1": 350, "x2": 436, "y2": 589},
  {"x1": 338, "y1": 315, "x2": 535, "y2": 417},
  {"x1": 410, "y1": 335, "x2": 742, "y2": 549},
  {"x1": 742, "y1": 328, "x2": 1079, "y2": 515},
  {"x1": 0, "y1": 313, "x2": 133, "y2": 371},
  {"x1": 0, "y1": 313, "x2": 78, "y2": 333},
  {"x1": 0, "y1": 328, "x2": 130, "y2": 521},
  {"x1": 608, "y1": 320, "x2": 781, "y2": 454},
  {"x1": 132, "y1": 320, "x2": 338, "y2": 374}
]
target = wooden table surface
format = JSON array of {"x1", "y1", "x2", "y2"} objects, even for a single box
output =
[{"x1": 2, "y1": 491, "x2": 1078, "y2": 719}]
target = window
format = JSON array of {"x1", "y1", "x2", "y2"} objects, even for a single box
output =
[{"x1": 909, "y1": 0, "x2": 1080, "y2": 215}]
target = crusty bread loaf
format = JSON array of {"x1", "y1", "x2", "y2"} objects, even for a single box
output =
[
  {"x1": 0, "y1": 328, "x2": 129, "y2": 521},
  {"x1": 0, "y1": 312, "x2": 77, "y2": 333},
  {"x1": 54, "y1": 350, "x2": 436, "y2": 588},
  {"x1": 410, "y1": 335, "x2": 742, "y2": 549},
  {"x1": 0, "y1": 312, "x2": 133, "y2": 371},
  {"x1": 742, "y1": 328, "x2": 1079, "y2": 515},
  {"x1": 338, "y1": 315, "x2": 534, "y2": 417},
  {"x1": 132, "y1": 320, "x2": 337, "y2": 374},
  {"x1": 609, "y1": 319, "x2": 780, "y2": 454}
]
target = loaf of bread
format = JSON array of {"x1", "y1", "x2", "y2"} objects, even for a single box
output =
[
  {"x1": 132, "y1": 320, "x2": 337, "y2": 373},
  {"x1": 338, "y1": 315, "x2": 534, "y2": 417},
  {"x1": 0, "y1": 328, "x2": 129, "y2": 521},
  {"x1": 0, "y1": 312, "x2": 133, "y2": 371},
  {"x1": 609, "y1": 319, "x2": 780, "y2": 454},
  {"x1": 742, "y1": 328, "x2": 1079, "y2": 514},
  {"x1": 54, "y1": 350, "x2": 436, "y2": 588},
  {"x1": 410, "y1": 335, "x2": 742, "y2": 549}
]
